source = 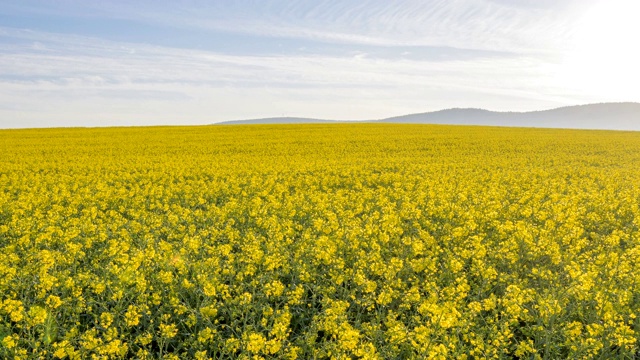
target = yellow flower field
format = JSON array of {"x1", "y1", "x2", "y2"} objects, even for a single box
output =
[{"x1": 1, "y1": 124, "x2": 639, "y2": 359}]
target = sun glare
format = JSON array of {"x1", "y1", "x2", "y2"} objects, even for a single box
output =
[{"x1": 560, "y1": 0, "x2": 640, "y2": 99}]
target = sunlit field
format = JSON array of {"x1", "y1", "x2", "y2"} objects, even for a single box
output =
[{"x1": 1, "y1": 124, "x2": 640, "y2": 359}]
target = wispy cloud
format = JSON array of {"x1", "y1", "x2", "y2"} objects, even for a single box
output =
[
  {"x1": 49, "y1": 0, "x2": 587, "y2": 53},
  {"x1": 4, "y1": 1, "x2": 590, "y2": 52}
]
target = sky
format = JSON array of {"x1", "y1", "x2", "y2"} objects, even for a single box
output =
[{"x1": 1, "y1": 0, "x2": 639, "y2": 128}]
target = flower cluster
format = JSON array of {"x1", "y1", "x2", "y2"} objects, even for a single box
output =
[{"x1": 1, "y1": 124, "x2": 639, "y2": 358}]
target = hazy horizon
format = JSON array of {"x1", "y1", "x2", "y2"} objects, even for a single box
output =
[{"x1": 1, "y1": 0, "x2": 639, "y2": 129}]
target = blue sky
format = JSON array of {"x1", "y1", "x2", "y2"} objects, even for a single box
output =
[{"x1": 1, "y1": 0, "x2": 639, "y2": 128}]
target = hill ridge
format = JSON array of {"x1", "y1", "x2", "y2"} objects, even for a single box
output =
[{"x1": 217, "y1": 102, "x2": 640, "y2": 130}]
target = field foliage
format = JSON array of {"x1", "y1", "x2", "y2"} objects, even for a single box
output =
[{"x1": 1, "y1": 124, "x2": 640, "y2": 359}]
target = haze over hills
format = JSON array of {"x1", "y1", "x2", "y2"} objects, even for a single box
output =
[{"x1": 216, "y1": 103, "x2": 640, "y2": 131}]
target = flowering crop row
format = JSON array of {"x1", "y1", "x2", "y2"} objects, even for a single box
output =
[{"x1": 1, "y1": 124, "x2": 639, "y2": 359}]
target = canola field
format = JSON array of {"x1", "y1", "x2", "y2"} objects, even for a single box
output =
[{"x1": 1, "y1": 123, "x2": 640, "y2": 359}]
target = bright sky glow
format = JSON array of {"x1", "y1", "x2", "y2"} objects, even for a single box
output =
[
  {"x1": 0, "y1": 0, "x2": 637, "y2": 128},
  {"x1": 559, "y1": 0, "x2": 640, "y2": 100}
]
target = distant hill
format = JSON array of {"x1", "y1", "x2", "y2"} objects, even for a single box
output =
[
  {"x1": 381, "y1": 103, "x2": 640, "y2": 130},
  {"x1": 216, "y1": 103, "x2": 640, "y2": 130}
]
